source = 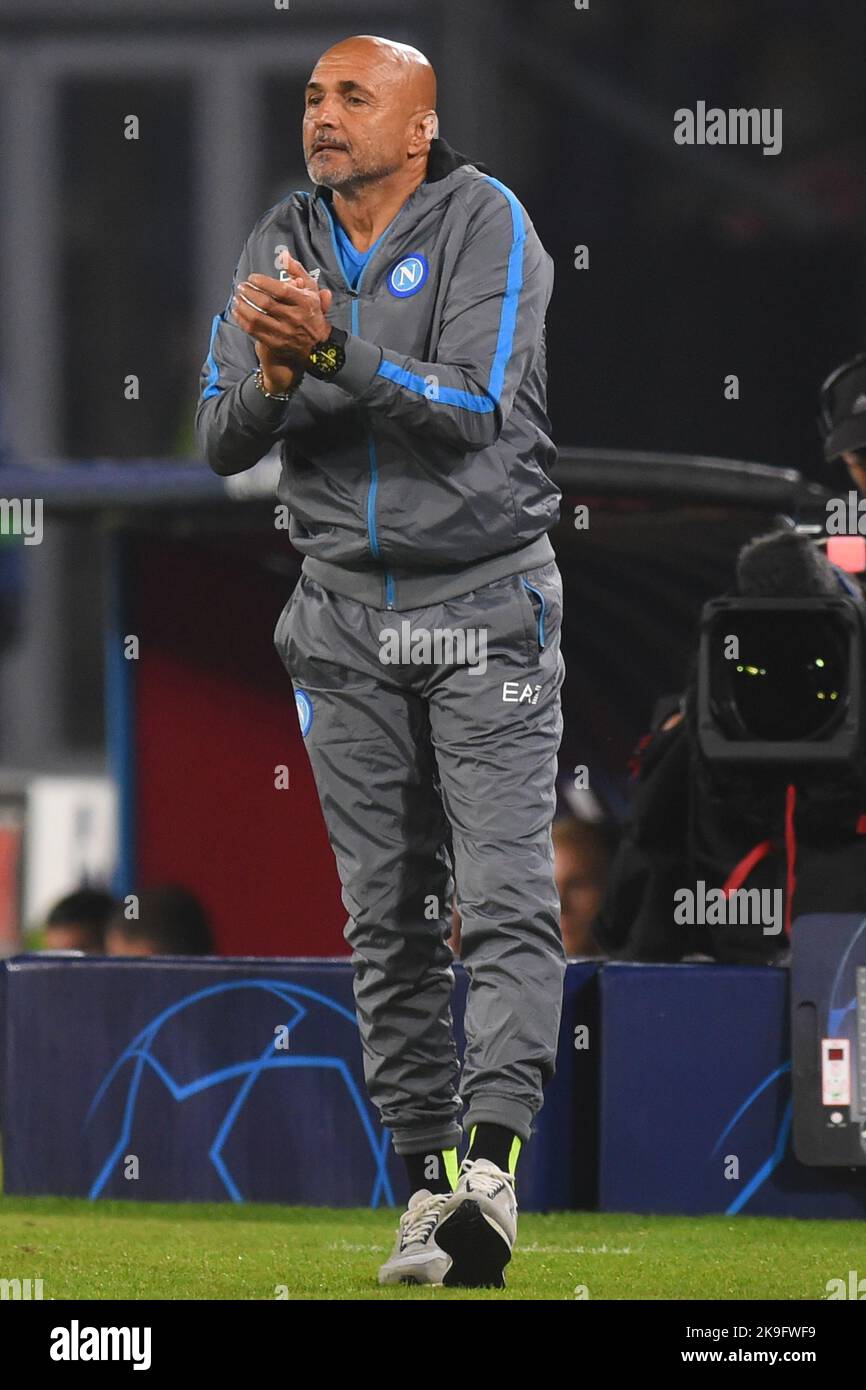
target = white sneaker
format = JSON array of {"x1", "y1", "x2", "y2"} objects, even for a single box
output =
[
  {"x1": 434, "y1": 1158, "x2": 517, "y2": 1288},
  {"x1": 377, "y1": 1189, "x2": 453, "y2": 1285}
]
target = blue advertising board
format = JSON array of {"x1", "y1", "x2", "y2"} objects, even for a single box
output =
[
  {"x1": 599, "y1": 961, "x2": 866, "y2": 1218},
  {"x1": 0, "y1": 955, "x2": 599, "y2": 1213}
]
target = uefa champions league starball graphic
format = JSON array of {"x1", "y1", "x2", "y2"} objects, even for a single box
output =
[{"x1": 84, "y1": 980, "x2": 394, "y2": 1207}]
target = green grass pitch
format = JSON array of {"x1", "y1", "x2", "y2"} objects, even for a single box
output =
[{"x1": 1, "y1": 1196, "x2": 864, "y2": 1299}]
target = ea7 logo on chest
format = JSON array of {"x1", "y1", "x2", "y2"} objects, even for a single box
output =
[
  {"x1": 387, "y1": 254, "x2": 429, "y2": 298},
  {"x1": 274, "y1": 244, "x2": 321, "y2": 284}
]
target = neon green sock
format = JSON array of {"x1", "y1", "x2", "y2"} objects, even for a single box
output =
[
  {"x1": 443, "y1": 1147, "x2": 460, "y2": 1190},
  {"x1": 468, "y1": 1123, "x2": 522, "y2": 1175}
]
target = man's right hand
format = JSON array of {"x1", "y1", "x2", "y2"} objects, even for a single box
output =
[
  {"x1": 250, "y1": 283, "x2": 333, "y2": 394},
  {"x1": 234, "y1": 257, "x2": 334, "y2": 394}
]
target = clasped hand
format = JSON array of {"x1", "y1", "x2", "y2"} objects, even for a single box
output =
[{"x1": 232, "y1": 253, "x2": 335, "y2": 370}]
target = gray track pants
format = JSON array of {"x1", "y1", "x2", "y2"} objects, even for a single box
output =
[{"x1": 273, "y1": 559, "x2": 566, "y2": 1155}]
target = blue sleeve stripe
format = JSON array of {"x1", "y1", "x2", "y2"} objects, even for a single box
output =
[
  {"x1": 373, "y1": 175, "x2": 526, "y2": 414},
  {"x1": 375, "y1": 357, "x2": 493, "y2": 409},
  {"x1": 485, "y1": 177, "x2": 526, "y2": 401},
  {"x1": 202, "y1": 313, "x2": 224, "y2": 401}
]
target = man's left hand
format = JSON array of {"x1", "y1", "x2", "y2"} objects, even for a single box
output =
[{"x1": 232, "y1": 255, "x2": 334, "y2": 365}]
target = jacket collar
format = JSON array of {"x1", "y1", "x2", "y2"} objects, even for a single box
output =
[{"x1": 425, "y1": 134, "x2": 491, "y2": 181}]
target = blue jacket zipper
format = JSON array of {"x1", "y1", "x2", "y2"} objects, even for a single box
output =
[
  {"x1": 350, "y1": 291, "x2": 395, "y2": 609},
  {"x1": 323, "y1": 203, "x2": 396, "y2": 611}
]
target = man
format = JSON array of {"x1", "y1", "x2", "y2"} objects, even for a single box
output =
[
  {"x1": 42, "y1": 887, "x2": 116, "y2": 955},
  {"x1": 196, "y1": 34, "x2": 565, "y2": 1289},
  {"x1": 104, "y1": 885, "x2": 214, "y2": 957},
  {"x1": 553, "y1": 816, "x2": 609, "y2": 958}
]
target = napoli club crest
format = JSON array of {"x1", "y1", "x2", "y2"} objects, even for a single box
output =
[
  {"x1": 387, "y1": 254, "x2": 429, "y2": 298},
  {"x1": 295, "y1": 689, "x2": 313, "y2": 738}
]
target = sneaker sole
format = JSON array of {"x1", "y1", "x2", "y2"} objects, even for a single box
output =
[
  {"x1": 381, "y1": 1273, "x2": 442, "y2": 1286},
  {"x1": 435, "y1": 1200, "x2": 510, "y2": 1289},
  {"x1": 378, "y1": 1270, "x2": 448, "y2": 1287}
]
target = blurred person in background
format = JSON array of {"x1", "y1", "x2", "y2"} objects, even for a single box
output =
[
  {"x1": 820, "y1": 350, "x2": 866, "y2": 494},
  {"x1": 552, "y1": 816, "x2": 609, "y2": 958},
  {"x1": 42, "y1": 887, "x2": 117, "y2": 955},
  {"x1": 104, "y1": 885, "x2": 214, "y2": 958}
]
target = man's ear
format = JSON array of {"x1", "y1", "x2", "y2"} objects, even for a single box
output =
[{"x1": 410, "y1": 111, "x2": 438, "y2": 153}]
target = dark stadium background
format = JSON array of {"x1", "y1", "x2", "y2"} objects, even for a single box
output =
[{"x1": 1, "y1": 0, "x2": 864, "y2": 952}]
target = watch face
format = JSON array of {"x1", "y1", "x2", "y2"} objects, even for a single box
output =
[{"x1": 311, "y1": 342, "x2": 343, "y2": 374}]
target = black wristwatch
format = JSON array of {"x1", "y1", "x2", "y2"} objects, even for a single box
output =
[{"x1": 306, "y1": 326, "x2": 348, "y2": 380}]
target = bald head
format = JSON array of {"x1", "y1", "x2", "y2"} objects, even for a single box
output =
[
  {"x1": 303, "y1": 34, "x2": 438, "y2": 195},
  {"x1": 326, "y1": 35, "x2": 436, "y2": 110}
]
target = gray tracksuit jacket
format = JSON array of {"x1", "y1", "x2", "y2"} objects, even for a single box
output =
[{"x1": 196, "y1": 137, "x2": 560, "y2": 611}]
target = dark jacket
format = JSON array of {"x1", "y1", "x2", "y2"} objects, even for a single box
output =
[{"x1": 195, "y1": 137, "x2": 560, "y2": 610}]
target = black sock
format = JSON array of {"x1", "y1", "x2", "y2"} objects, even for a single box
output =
[
  {"x1": 467, "y1": 1123, "x2": 522, "y2": 1174},
  {"x1": 403, "y1": 1148, "x2": 458, "y2": 1197}
]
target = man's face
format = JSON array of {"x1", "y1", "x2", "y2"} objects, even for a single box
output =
[
  {"x1": 104, "y1": 930, "x2": 157, "y2": 958},
  {"x1": 44, "y1": 923, "x2": 100, "y2": 955},
  {"x1": 555, "y1": 843, "x2": 605, "y2": 958},
  {"x1": 842, "y1": 450, "x2": 866, "y2": 496},
  {"x1": 303, "y1": 47, "x2": 418, "y2": 191}
]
